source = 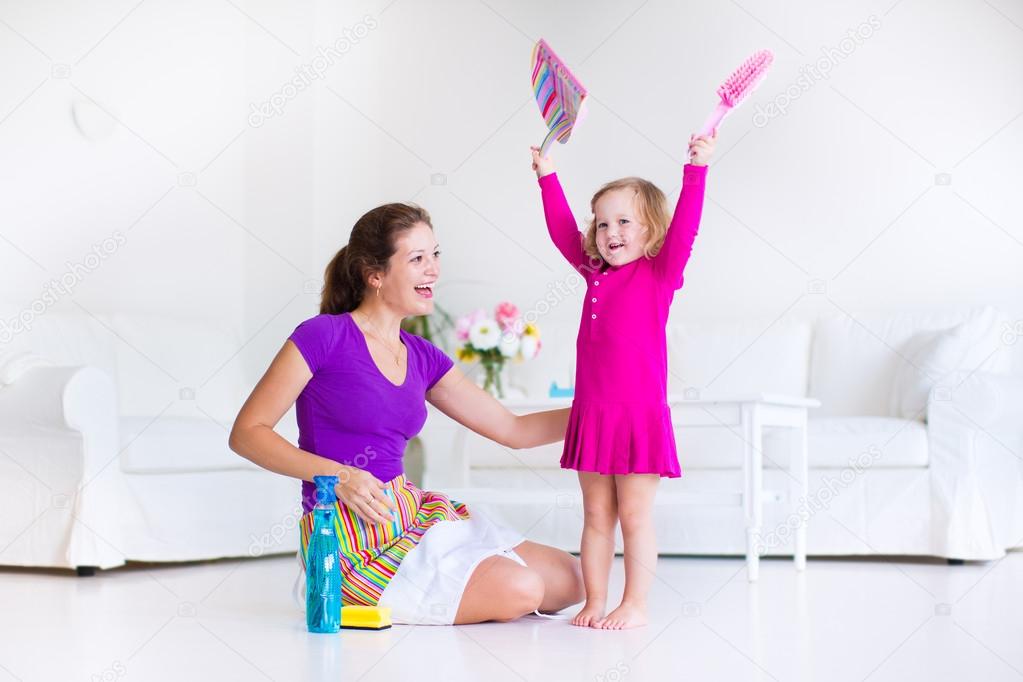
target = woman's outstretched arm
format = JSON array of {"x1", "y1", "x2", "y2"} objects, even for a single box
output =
[{"x1": 427, "y1": 365, "x2": 570, "y2": 450}]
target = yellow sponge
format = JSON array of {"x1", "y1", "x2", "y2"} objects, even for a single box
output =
[{"x1": 340, "y1": 605, "x2": 392, "y2": 631}]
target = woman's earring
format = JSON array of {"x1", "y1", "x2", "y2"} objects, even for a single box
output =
[{"x1": 376, "y1": 286, "x2": 381, "y2": 298}]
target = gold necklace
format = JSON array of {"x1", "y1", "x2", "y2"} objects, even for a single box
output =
[{"x1": 355, "y1": 311, "x2": 405, "y2": 367}]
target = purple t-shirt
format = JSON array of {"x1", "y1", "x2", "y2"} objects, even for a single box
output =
[{"x1": 288, "y1": 313, "x2": 454, "y2": 512}]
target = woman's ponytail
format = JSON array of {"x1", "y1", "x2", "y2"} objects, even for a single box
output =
[{"x1": 320, "y1": 245, "x2": 362, "y2": 314}]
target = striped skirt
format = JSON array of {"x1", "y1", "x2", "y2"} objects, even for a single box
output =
[
  {"x1": 298, "y1": 474, "x2": 470, "y2": 605},
  {"x1": 296, "y1": 474, "x2": 527, "y2": 624}
]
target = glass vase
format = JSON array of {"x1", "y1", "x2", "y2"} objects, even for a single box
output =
[{"x1": 481, "y1": 358, "x2": 506, "y2": 399}]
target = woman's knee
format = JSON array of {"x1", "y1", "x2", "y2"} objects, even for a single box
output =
[
  {"x1": 457, "y1": 559, "x2": 544, "y2": 624},
  {"x1": 497, "y1": 568, "x2": 545, "y2": 620},
  {"x1": 511, "y1": 542, "x2": 585, "y2": 612}
]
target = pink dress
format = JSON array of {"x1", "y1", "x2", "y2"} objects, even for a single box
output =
[{"x1": 537, "y1": 164, "x2": 708, "y2": 477}]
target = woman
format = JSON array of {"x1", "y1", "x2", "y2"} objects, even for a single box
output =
[{"x1": 229, "y1": 203, "x2": 584, "y2": 625}]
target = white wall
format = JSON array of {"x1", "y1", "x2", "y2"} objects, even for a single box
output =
[{"x1": 1, "y1": 0, "x2": 1021, "y2": 394}]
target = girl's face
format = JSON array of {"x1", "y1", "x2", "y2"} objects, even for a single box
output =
[
  {"x1": 376, "y1": 222, "x2": 440, "y2": 316},
  {"x1": 593, "y1": 188, "x2": 648, "y2": 266}
]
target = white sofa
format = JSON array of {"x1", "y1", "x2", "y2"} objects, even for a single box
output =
[
  {"x1": 421, "y1": 306, "x2": 1023, "y2": 561},
  {"x1": 0, "y1": 306, "x2": 302, "y2": 572},
  {"x1": 4, "y1": 303, "x2": 1021, "y2": 572}
]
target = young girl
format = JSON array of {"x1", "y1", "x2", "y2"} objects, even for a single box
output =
[{"x1": 530, "y1": 131, "x2": 716, "y2": 629}]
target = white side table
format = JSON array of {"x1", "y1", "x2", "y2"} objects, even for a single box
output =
[{"x1": 688, "y1": 393, "x2": 821, "y2": 581}]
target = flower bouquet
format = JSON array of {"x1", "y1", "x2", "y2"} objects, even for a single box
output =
[{"x1": 454, "y1": 302, "x2": 541, "y2": 399}]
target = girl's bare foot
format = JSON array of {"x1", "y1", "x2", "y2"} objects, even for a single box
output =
[
  {"x1": 595, "y1": 600, "x2": 647, "y2": 630},
  {"x1": 571, "y1": 600, "x2": 606, "y2": 628}
]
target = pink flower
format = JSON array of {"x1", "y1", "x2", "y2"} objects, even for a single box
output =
[
  {"x1": 494, "y1": 302, "x2": 521, "y2": 333},
  {"x1": 456, "y1": 308, "x2": 488, "y2": 342},
  {"x1": 455, "y1": 317, "x2": 471, "y2": 342}
]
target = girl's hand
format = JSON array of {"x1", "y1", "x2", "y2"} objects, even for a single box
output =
[
  {"x1": 687, "y1": 129, "x2": 717, "y2": 166},
  {"x1": 334, "y1": 466, "x2": 397, "y2": 526},
  {"x1": 531, "y1": 146, "x2": 555, "y2": 178}
]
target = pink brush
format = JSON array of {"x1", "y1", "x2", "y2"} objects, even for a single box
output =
[{"x1": 698, "y1": 49, "x2": 774, "y2": 137}]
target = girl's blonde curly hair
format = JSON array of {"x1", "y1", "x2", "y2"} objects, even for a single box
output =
[{"x1": 583, "y1": 177, "x2": 671, "y2": 262}]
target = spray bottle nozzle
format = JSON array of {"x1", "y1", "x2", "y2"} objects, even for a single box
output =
[{"x1": 313, "y1": 475, "x2": 339, "y2": 506}]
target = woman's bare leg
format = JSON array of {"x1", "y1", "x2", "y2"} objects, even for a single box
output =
[
  {"x1": 573, "y1": 471, "x2": 618, "y2": 627},
  {"x1": 597, "y1": 474, "x2": 659, "y2": 630},
  {"x1": 454, "y1": 555, "x2": 544, "y2": 624},
  {"x1": 511, "y1": 540, "x2": 585, "y2": 613}
]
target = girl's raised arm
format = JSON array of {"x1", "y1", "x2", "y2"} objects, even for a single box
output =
[
  {"x1": 532, "y1": 147, "x2": 587, "y2": 270},
  {"x1": 654, "y1": 132, "x2": 715, "y2": 289}
]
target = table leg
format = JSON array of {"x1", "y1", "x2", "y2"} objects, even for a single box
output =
[
  {"x1": 743, "y1": 403, "x2": 763, "y2": 582},
  {"x1": 791, "y1": 409, "x2": 809, "y2": 571}
]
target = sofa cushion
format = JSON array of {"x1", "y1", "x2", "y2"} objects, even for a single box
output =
[
  {"x1": 0, "y1": 304, "x2": 251, "y2": 423},
  {"x1": 667, "y1": 319, "x2": 811, "y2": 397},
  {"x1": 809, "y1": 306, "x2": 1010, "y2": 418},
  {"x1": 888, "y1": 307, "x2": 1004, "y2": 421},
  {"x1": 108, "y1": 313, "x2": 248, "y2": 421},
  {"x1": 0, "y1": 309, "x2": 119, "y2": 382},
  {"x1": 119, "y1": 415, "x2": 260, "y2": 474},
  {"x1": 785, "y1": 416, "x2": 926, "y2": 468}
]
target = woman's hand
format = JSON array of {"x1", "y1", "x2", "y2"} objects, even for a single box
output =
[
  {"x1": 334, "y1": 466, "x2": 397, "y2": 525},
  {"x1": 687, "y1": 129, "x2": 717, "y2": 166},
  {"x1": 531, "y1": 146, "x2": 556, "y2": 178}
]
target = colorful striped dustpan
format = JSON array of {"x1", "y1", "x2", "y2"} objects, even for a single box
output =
[{"x1": 531, "y1": 38, "x2": 588, "y2": 155}]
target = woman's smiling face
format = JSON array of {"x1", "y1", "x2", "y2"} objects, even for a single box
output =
[
  {"x1": 593, "y1": 188, "x2": 649, "y2": 266},
  {"x1": 377, "y1": 221, "x2": 440, "y2": 316}
]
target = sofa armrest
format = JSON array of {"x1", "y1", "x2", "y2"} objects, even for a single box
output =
[
  {"x1": 926, "y1": 370, "x2": 1023, "y2": 559},
  {"x1": 0, "y1": 365, "x2": 117, "y2": 436},
  {"x1": 0, "y1": 365, "x2": 124, "y2": 569}
]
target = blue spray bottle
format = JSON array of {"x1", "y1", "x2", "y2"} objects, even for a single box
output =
[{"x1": 306, "y1": 475, "x2": 342, "y2": 633}]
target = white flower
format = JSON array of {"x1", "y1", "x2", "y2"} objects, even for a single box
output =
[
  {"x1": 520, "y1": 335, "x2": 540, "y2": 360},
  {"x1": 498, "y1": 332, "x2": 521, "y2": 358},
  {"x1": 469, "y1": 319, "x2": 501, "y2": 350}
]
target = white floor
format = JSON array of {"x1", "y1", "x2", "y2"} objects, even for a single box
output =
[{"x1": 1, "y1": 553, "x2": 1022, "y2": 682}]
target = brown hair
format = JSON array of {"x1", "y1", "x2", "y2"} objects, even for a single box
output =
[
  {"x1": 583, "y1": 177, "x2": 670, "y2": 262},
  {"x1": 320, "y1": 203, "x2": 433, "y2": 314}
]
